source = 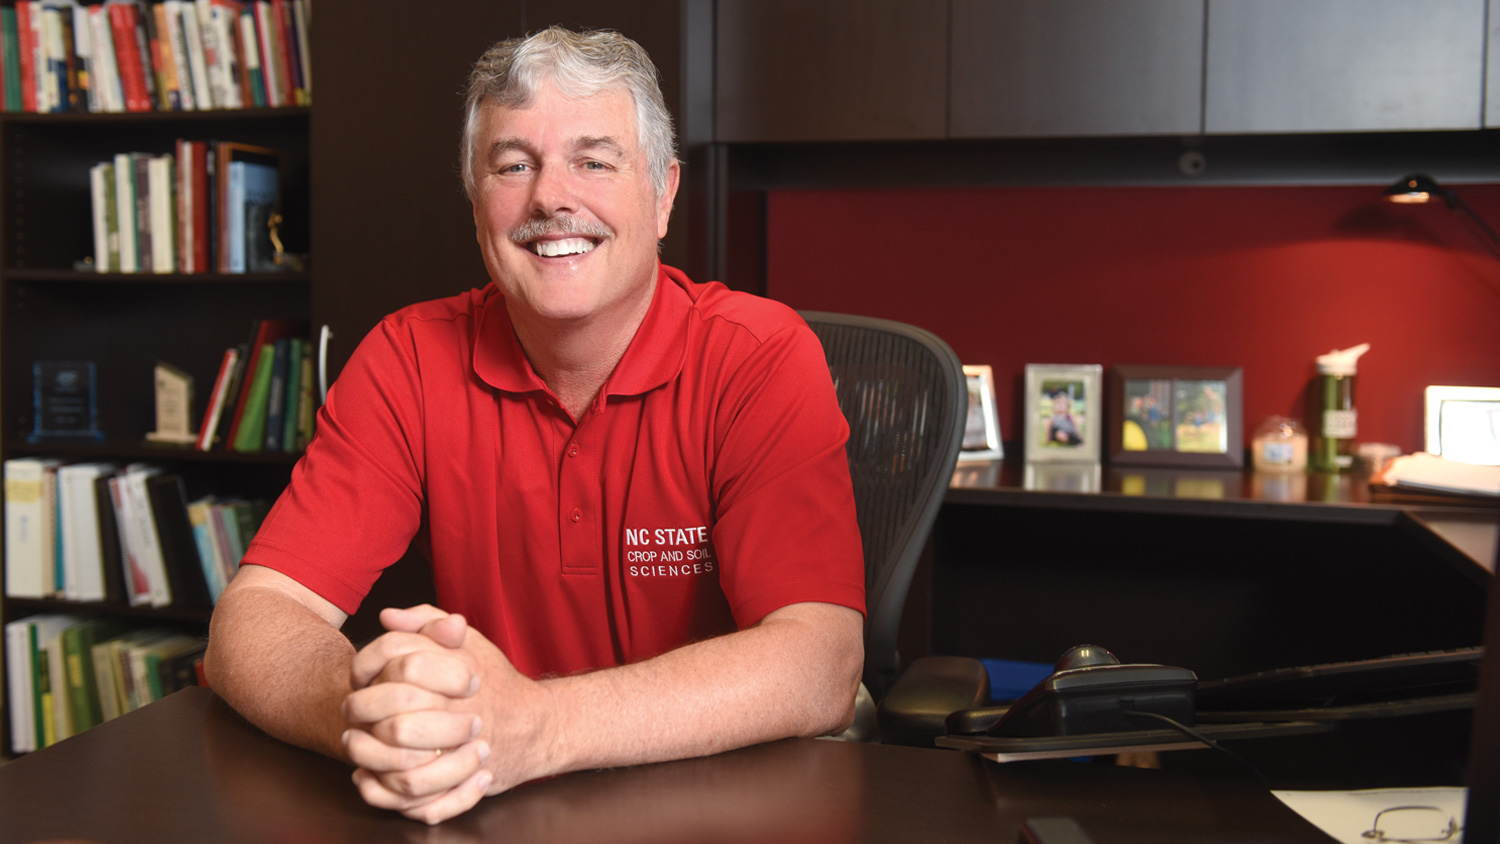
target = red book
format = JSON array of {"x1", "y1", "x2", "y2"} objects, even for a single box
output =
[
  {"x1": 196, "y1": 347, "x2": 241, "y2": 451},
  {"x1": 16, "y1": 2, "x2": 36, "y2": 113},
  {"x1": 189, "y1": 140, "x2": 210, "y2": 272},
  {"x1": 270, "y1": 0, "x2": 297, "y2": 103},
  {"x1": 108, "y1": 3, "x2": 152, "y2": 112}
]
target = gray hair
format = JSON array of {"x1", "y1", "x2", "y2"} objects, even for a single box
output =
[{"x1": 460, "y1": 27, "x2": 678, "y2": 202}]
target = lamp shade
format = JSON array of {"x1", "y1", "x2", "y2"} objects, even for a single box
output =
[{"x1": 1382, "y1": 173, "x2": 1448, "y2": 205}]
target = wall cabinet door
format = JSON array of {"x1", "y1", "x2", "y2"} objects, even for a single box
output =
[
  {"x1": 714, "y1": 0, "x2": 948, "y2": 142},
  {"x1": 1487, "y1": 0, "x2": 1500, "y2": 127},
  {"x1": 950, "y1": 0, "x2": 1205, "y2": 138},
  {"x1": 1205, "y1": 0, "x2": 1485, "y2": 134}
]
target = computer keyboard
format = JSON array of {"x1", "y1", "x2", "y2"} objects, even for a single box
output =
[{"x1": 1195, "y1": 647, "x2": 1483, "y2": 711}]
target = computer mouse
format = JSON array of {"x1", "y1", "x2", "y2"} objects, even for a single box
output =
[{"x1": 1054, "y1": 644, "x2": 1120, "y2": 672}]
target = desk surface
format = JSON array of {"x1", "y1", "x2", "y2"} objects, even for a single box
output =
[{"x1": 0, "y1": 687, "x2": 1336, "y2": 844}]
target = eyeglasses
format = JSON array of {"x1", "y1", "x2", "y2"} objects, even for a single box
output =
[{"x1": 1362, "y1": 805, "x2": 1463, "y2": 843}]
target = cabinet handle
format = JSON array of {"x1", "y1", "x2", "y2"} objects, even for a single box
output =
[{"x1": 317, "y1": 324, "x2": 333, "y2": 404}]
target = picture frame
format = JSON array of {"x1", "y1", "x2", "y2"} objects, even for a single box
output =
[
  {"x1": 1108, "y1": 365, "x2": 1244, "y2": 468},
  {"x1": 1424, "y1": 385, "x2": 1500, "y2": 465},
  {"x1": 960, "y1": 365, "x2": 1004, "y2": 462},
  {"x1": 1024, "y1": 364, "x2": 1103, "y2": 463}
]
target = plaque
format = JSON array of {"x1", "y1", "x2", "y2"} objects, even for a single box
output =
[
  {"x1": 30, "y1": 361, "x2": 103, "y2": 443},
  {"x1": 145, "y1": 362, "x2": 197, "y2": 446}
]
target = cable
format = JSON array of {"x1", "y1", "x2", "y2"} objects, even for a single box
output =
[{"x1": 1121, "y1": 710, "x2": 1268, "y2": 781}]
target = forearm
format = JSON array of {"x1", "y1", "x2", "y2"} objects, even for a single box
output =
[
  {"x1": 536, "y1": 602, "x2": 862, "y2": 777},
  {"x1": 204, "y1": 574, "x2": 356, "y2": 762}
]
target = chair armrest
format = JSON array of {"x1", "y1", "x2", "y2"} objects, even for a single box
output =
[{"x1": 876, "y1": 655, "x2": 991, "y2": 746}]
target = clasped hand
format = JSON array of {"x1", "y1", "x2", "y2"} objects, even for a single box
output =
[{"x1": 341, "y1": 605, "x2": 552, "y2": 824}]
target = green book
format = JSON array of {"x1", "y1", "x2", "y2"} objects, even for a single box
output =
[
  {"x1": 230, "y1": 343, "x2": 276, "y2": 452},
  {"x1": 279, "y1": 338, "x2": 305, "y2": 452},
  {"x1": 62, "y1": 619, "x2": 126, "y2": 733},
  {"x1": 0, "y1": 8, "x2": 20, "y2": 112}
]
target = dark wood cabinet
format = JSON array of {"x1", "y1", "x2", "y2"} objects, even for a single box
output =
[
  {"x1": 714, "y1": 0, "x2": 949, "y2": 142},
  {"x1": 1204, "y1": 0, "x2": 1486, "y2": 134},
  {"x1": 950, "y1": 0, "x2": 1204, "y2": 138}
]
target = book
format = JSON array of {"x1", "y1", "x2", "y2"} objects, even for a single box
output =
[
  {"x1": 214, "y1": 140, "x2": 276, "y2": 272},
  {"x1": 294, "y1": 341, "x2": 316, "y2": 450},
  {"x1": 223, "y1": 318, "x2": 301, "y2": 447},
  {"x1": 5, "y1": 618, "x2": 38, "y2": 752},
  {"x1": 145, "y1": 472, "x2": 212, "y2": 610},
  {"x1": 240, "y1": 158, "x2": 278, "y2": 271},
  {"x1": 88, "y1": 160, "x2": 117, "y2": 272},
  {"x1": 263, "y1": 335, "x2": 291, "y2": 451},
  {"x1": 186, "y1": 496, "x2": 225, "y2": 601},
  {"x1": 178, "y1": 1, "x2": 212, "y2": 109},
  {"x1": 230, "y1": 341, "x2": 275, "y2": 452},
  {"x1": 61, "y1": 618, "x2": 126, "y2": 734},
  {"x1": 236, "y1": 7, "x2": 263, "y2": 107},
  {"x1": 1375, "y1": 452, "x2": 1500, "y2": 499},
  {"x1": 106, "y1": 1, "x2": 151, "y2": 112},
  {"x1": 132, "y1": 151, "x2": 153, "y2": 271},
  {"x1": 112, "y1": 151, "x2": 138, "y2": 272},
  {"x1": 112, "y1": 463, "x2": 168, "y2": 607},
  {"x1": 86, "y1": 4, "x2": 123, "y2": 112},
  {"x1": 147, "y1": 0, "x2": 181, "y2": 110},
  {"x1": 92, "y1": 472, "x2": 128, "y2": 604},
  {"x1": 57, "y1": 461, "x2": 116, "y2": 602},
  {"x1": 279, "y1": 336, "x2": 305, "y2": 452},
  {"x1": 4, "y1": 456, "x2": 63, "y2": 598},
  {"x1": 1, "y1": 8, "x2": 22, "y2": 112},
  {"x1": 16, "y1": 2, "x2": 38, "y2": 113},
  {"x1": 195, "y1": 346, "x2": 241, "y2": 450},
  {"x1": 147, "y1": 153, "x2": 176, "y2": 272}
]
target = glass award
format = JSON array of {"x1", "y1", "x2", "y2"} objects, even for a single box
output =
[{"x1": 30, "y1": 361, "x2": 103, "y2": 443}]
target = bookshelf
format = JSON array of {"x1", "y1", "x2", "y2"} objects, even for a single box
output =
[{"x1": 0, "y1": 9, "x2": 312, "y2": 752}]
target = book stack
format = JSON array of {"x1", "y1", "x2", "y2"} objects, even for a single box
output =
[
  {"x1": 196, "y1": 318, "x2": 315, "y2": 453},
  {"x1": 3, "y1": 456, "x2": 270, "y2": 609},
  {"x1": 89, "y1": 139, "x2": 281, "y2": 274},
  {"x1": 5, "y1": 615, "x2": 209, "y2": 752},
  {"x1": 1, "y1": 0, "x2": 311, "y2": 114}
]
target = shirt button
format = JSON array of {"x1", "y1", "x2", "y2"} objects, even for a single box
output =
[
  {"x1": 568, "y1": 443, "x2": 580, "y2": 457},
  {"x1": 570, "y1": 508, "x2": 582, "y2": 522}
]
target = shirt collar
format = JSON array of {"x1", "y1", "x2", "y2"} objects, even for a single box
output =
[{"x1": 472, "y1": 264, "x2": 691, "y2": 398}]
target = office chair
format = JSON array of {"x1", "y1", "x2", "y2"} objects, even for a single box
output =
[{"x1": 800, "y1": 311, "x2": 989, "y2": 745}]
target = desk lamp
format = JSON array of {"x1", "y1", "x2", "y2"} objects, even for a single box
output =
[{"x1": 1382, "y1": 173, "x2": 1500, "y2": 259}]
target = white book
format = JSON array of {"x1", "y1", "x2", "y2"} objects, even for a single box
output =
[
  {"x1": 177, "y1": 140, "x2": 194, "y2": 273},
  {"x1": 57, "y1": 462, "x2": 115, "y2": 602},
  {"x1": 122, "y1": 465, "x2": 172, "y2": 607},
  {"x1": 239, "y1": 11, "x2": 261, "y2": 105},
  {"x1": 114, "y1": 152, "x2": 138, "y2": 272},
  {"x1": 179, "y1": 2, "x2": 213, "y2": 109},
  {"x1": 206, "y1": 3, "x2": 242, "y2": 108},
  {"x1": 37, "y1": 6, "x2": 61, "y2": 112},
  {"x1": 89, "y1": 162, "x2": 111, "y2": 272},
  {"x1": 5, "y1": 619, "x2": 37, "y2": 753},
  {"x1": 4, "y1": 457, "x2": 63, "y2": 598},
  {"x1": 253, "y1": 2, "x2": 281, "y2": 107},
  {"x1": 88, "y1": 6, "x2": 124, "y2": 112},
  {"x1": 107, "y1": 467, "x2": 156, "y2": 607},
  {"x1": 69, "y1": 4, "x2": 98, "y2": 112},
  {"x1": 148, "y1": 154, "x2": 176, "y2": 273}
]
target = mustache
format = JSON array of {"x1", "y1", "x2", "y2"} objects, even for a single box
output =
[{"x1": 509, "y1": 215, "x2": 614, "y2": 245}]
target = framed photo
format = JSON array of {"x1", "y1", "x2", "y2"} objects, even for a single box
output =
[
  {"x1": 1024, "y1": 364, "x2": 1103, "y2": 463},
  {"x1": 1108, "y1": 365, "x2": 1244, "y2": 468},
  {"x1": 1425, "y1": 385, "x2": 1500, "y2": 465},
  {"x1": 960, "y1": 365, "x2": 1003, "y2": 461}
]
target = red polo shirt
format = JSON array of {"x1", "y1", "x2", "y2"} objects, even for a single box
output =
[{"x1": 244, "y1": 265, "x2": 865, "y2": 678}]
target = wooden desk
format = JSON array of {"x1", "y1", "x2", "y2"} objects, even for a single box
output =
[{"x1": 0, "y1": 687, "x2": 1336, "y2": 844}]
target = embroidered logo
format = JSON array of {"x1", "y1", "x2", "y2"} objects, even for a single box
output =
[{"x1": 624, "y1": 526, "x2": 716, "y2": 577}]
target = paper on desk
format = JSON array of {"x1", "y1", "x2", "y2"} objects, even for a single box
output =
[
  {"x1": 1272, "y1": 786, "x2": 1467, "y2": 844},
  {"x1": 1378, "y1": 452, "x2": 1500, "y2": 496}
]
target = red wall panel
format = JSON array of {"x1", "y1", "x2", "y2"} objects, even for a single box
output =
[{"x1": 765, "y1": 184, "x2": 1500, "y2": 454}]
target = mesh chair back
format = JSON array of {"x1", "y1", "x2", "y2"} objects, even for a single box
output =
[{"x1": 799, "y1": 312, "x2": 967, "y2": 700}]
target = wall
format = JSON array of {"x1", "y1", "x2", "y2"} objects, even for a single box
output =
[{"x1": 765, "y1": 183, "x2": 1500, "y2": 455}]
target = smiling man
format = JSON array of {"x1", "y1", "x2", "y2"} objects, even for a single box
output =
[{"x1": 204, "y1": 27, "x2": 866, "y2": 824}]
